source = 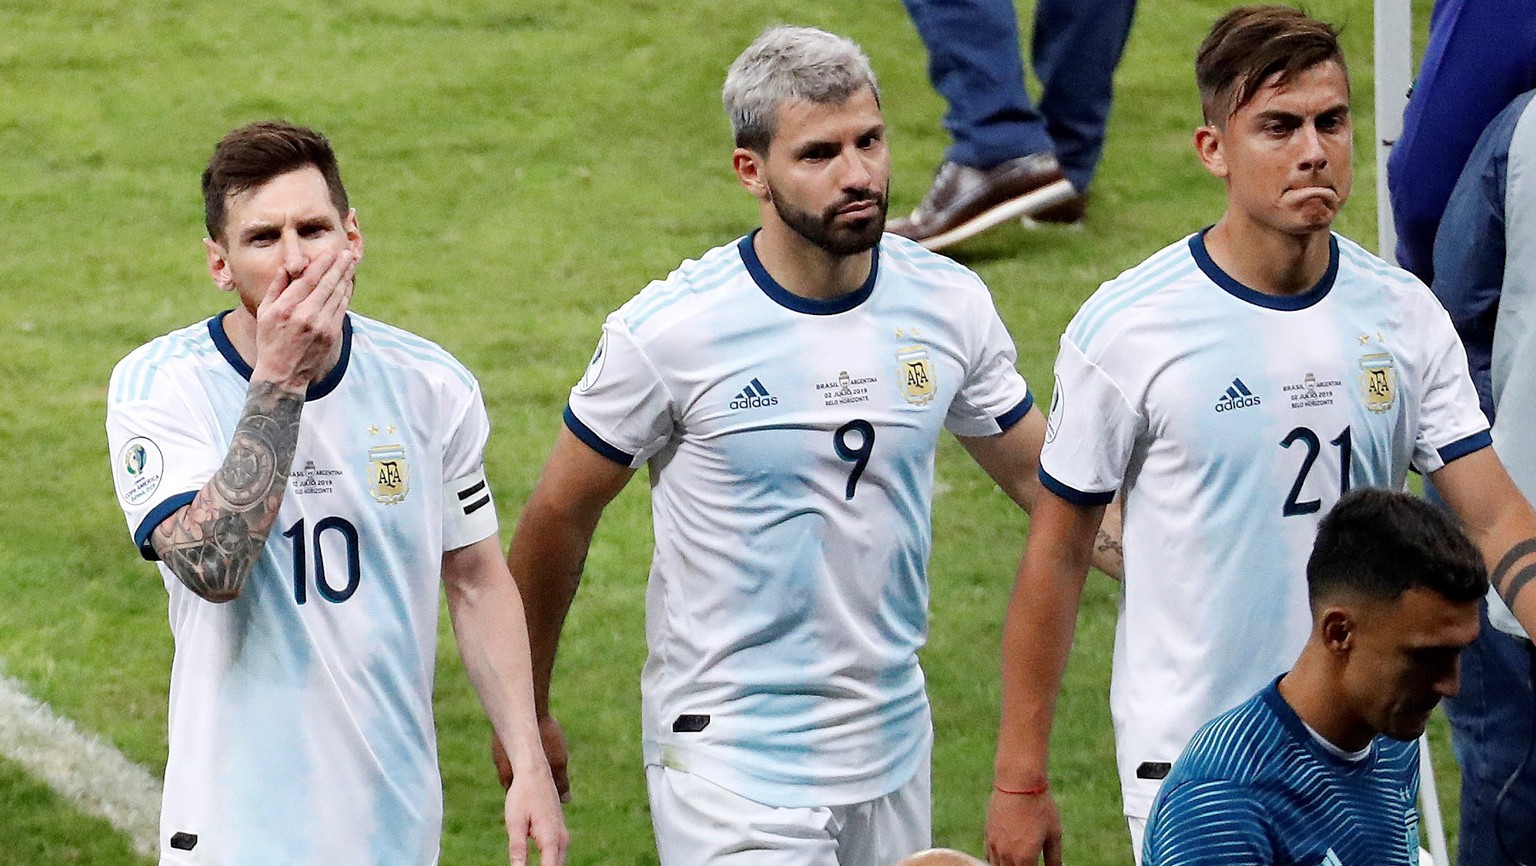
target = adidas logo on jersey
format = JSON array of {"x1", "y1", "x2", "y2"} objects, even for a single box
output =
[
  {"x1": 1214, "y1": 378, "x2": 1261, "y2": 412},
  {"x1": 729, "y1": 378, "x2": 779, "y2": 410}
]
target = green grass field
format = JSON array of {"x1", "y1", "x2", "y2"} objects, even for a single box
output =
[{"x1": 0, "y1": 0, "x2": 1452, "y2": 862}]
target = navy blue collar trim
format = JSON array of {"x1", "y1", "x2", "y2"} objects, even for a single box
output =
[
  {"x1": 1190, "y1": 228, "x2": 1338, "y2": 311},
  {"x1": 208, "y1": 311, "x2": 353, "y2": 401},
  {"x1": 1262, "y1": 675, "x2": 1376, "y2": 770},
  {"x1": 738, "y1": 230, "x2": 878, "y2": 315}
]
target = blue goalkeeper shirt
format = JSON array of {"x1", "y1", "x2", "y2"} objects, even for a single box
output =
[{"x1": 1142, "y1": 678, "x2": 1421, "y2": 866}]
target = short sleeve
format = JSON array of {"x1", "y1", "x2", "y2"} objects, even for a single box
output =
[
  {"x1": 944, "y1": 291, "x2": 1034, "y2": 437},
  {"x1": 563, "y1": 316, "x2": 676, "y2": 467},
  {"x1": 106, "y1": 365, "x2": 222, "y2": 561},
  {"x1": 1414, "y1": 299, "x2": 1493, "y2": 473},
  {"x1": 440, "y1": 381, "x2": 498, "y2": 550},
  {"x1": 1037, "y1": 336, "x2": 1143, "y2": 506},
  {"x1": 1142, "y1": 780, "x2": 1274, "y2": 866}
]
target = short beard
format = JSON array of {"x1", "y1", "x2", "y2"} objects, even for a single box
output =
[{"x1": 768, "y1": 182, "x2": 888, "y2": 256}]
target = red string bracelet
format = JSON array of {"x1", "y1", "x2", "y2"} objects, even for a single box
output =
[{"x1": 993, "y1": 781, "x2": 1049, "y2": 796}]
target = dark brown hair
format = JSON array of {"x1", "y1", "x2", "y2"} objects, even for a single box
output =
[
  {"x1": 1308, "y1": 488, "x2": 1488, "y2": 607},
  {"x1": 1196, "y1": 6, "x2": 1346, "y2": 125},
  {"x1": 202, "y1": 121, "x2": 349, "y2": 241}
]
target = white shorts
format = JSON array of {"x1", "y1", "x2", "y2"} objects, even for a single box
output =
[
  {"x1": 646, "y1": 760, "x2": 931, "y2": 866},
  {"x1": 1127, "y1": 815, "x2": 1147, "y2": 866}
]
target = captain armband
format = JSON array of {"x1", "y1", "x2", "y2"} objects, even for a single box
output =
[{"x1": 443, "y1": 466, "x2": 499, "y2": 550}]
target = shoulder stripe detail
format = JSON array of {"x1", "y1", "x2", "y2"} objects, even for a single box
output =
[
  {"x1": 1069, "y1": 256, "x2": 1200, "y2": 349},
  {"x1": 1438, "y1": 430, "x2": 1493, "y2": 465},
  {"x1": 1039, "y1": 467, "x2": 1114, "y2": 506},
  {"x1": 358, "y1": 327, "x2": 475, "y2": 389},
  {"x1": 563, "y1": 406, "x2": 635, "y2": 467},
  {"x1": 1335, "y1": 236, "x2": 1421, "y2": 287},
  {"x1": 133, "y1": 491, "x2": 197, "y2": 561},
  {"x1": 626, "y1": 244, "x2": 750, "y2": 331},
  {"x1": 113, "y1": 328, "x2": 221, "y2": 403}
]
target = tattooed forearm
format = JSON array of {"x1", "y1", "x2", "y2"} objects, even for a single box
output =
[
  {"x1": 153, "y1": 381, "x2": 304, "y2": 602},
  {"x1": 1491, "y1": 538, "x2": 1536, "y2": 614}
]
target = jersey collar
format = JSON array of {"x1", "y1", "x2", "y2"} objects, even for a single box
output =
[
  {"x1": 1261, "y1": 676, "x2": 1379, "y2": 771},
  {"x1": 738, "y1": 229, "x2": 879, "y2": 315},
  {"x1": 208, "y1": 311, "x2": 353, "y2": 402},
  {"x1": 1191, "y1": 228, "x2": 1338, "y2": 311}
]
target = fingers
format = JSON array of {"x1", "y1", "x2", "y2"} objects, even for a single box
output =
[
  {"x1": 534, "y1": 819, "x2": 569, "y2": 866},
  {"x1": 552, "y1": 758, "x2": 571, "y2": 804}
]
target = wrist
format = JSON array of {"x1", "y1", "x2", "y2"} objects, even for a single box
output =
[{"x1": 994, "y1": 780, "x2": 1049, "y2": 796}]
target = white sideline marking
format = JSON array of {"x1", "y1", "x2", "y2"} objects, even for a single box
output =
[{"x1": 0, "y1": 674, "x2": 160, "y2": 857}]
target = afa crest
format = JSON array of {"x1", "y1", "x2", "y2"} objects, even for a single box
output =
[
  {"x1": 1359, "y1": 353, "x2": 1396, "y2": 414},
  {"x1": 368, "y1": 444, "x2": 410, "y2": 504},
  {"x1": 896, "y1": 345, "x2": 935, "y2": 406}
]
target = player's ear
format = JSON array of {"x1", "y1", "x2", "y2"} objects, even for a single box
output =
[
  {"x1": 1320, "y1": 607, "x2": 1354, "y2": 654},
  {"x1": 1194, "y1": 125, "x2": 1228, "y2": 179},
  {"x1": 344, "y1": 208, "x2": 364, "y2": 264},
  {"x1": 733, "y1": 147, "x2": 770, "y2": 201},
  {"x1": 204, "y1": 237, "x2": 235, "y2": 292}
]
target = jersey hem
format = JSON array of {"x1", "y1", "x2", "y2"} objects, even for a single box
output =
[
  {"x1": 641, "y1": 729, "x2": 931, "y2": 809},
  {"x1": 1038, "y1": 467, "x2": 1115, "y2": 506},
  {"x1": 1437, "y1": 429, "x2": 1493, "y2": 465},
  {"x1": 134, "y1": 490, "x2": 198, "y2": 560},
  {"x1": 563, "y1": 405, "x2": 636, "y2": 466}
]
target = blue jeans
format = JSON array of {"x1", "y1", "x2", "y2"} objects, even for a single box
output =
[
  {"x1": 900, "y1": 0, "x2": 1136, "y2": 190},
  {"x1": 1443, "y1": 600, "x2": 1536, "y2": 866}
]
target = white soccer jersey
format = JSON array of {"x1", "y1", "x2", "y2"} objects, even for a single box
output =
[
  {"x1": 106, "y1": 312, "x2": 497, "y2": 865},
  {"x1": 566, "y1": 232, "x2": 1033, "y2": 808},
  {"x1": 1041, "y1": 230, "x2": 1490, "y2": 818}
]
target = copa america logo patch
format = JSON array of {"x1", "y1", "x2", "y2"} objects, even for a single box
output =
[
  {"x1": 575, "y1": 332, "x2": 608, "y2": 394},
  {"x1": 116, "y1": 437, "x2": 164, "y2": 506}
]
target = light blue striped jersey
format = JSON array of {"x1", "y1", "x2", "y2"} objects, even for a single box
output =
[
  {"x1": 106, "y1": 312, "x2": 495, "y2": 865},
  {"x1": 1143, "y1": 678, "x2": 1421, "y2": 866},
  {"x1": 1040, "y1": 230, "x2": 1489, "y2": 816},
  {"x1": 565, "y1": 231, "x2": 1033, "y2": 807}
]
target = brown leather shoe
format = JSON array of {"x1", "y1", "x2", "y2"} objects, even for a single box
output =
[
  {"x1": 888, "y1": 153, "x2": 1078, "y2": 251},
  {"x1": 1020, "y1": 190, "x2": 1088, "y2": 228}
]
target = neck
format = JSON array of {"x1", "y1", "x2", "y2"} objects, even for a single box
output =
[
  {"x1": 1205, "y1": 214, "x2": 1331, "y2": 296},
  {"x1": 1277, "y1": 645, "x2": 1375, "y2": 753},
  {"x1": 752, "y1": 219, "x2": 873, "y2": 301}
]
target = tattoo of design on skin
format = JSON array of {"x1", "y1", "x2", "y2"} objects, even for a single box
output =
[
  {"x1": 1491, "y1": 537, "x2": 1536, "y2": 614},
  {"x1": 154, "y1": 381, "x2": 304, "y2": 602},
  {"x1": 1094, "y1": 529, "x2": 1122, "y2": 557}
]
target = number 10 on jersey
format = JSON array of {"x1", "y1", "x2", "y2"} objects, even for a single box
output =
[{"x1": 283, "y1": 517, "x2": 362, "y2": 604}]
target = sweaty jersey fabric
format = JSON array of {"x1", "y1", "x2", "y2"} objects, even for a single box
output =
[
  {"x1": 1142, "y1": 679, "x2": 1421, "y2": 866},
  {"x1": 566, "y1": 231, "x2": 1033, "y2": 807},
  {"x1": 107, "y1": 312, "x2": 496, "y2": 865},
  {"x1": 1041, "y1": 230, "x2": 1489, "y2": 817}
]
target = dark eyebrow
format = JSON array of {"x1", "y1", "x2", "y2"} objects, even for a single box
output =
[{"x1": 238, "y1": 222, "x2": 279, "y2": 243}]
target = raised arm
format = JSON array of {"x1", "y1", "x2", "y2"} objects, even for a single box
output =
[
  {"x1": 986, "y1": 489, "x2": 1104, "y2": 866},
  {"x1": 494, "y1": 426, "x2": 635, "y2": 799},
  {"x1": 1432, "y1": 447, "x2": 1536, "y2": 636},
  {"x1": 151, "y1": 251, "x2": 352, "y2": 601},
  {"x1": 958, "y1": 407, "x2": 1124, "y2": 580},
  {"x1": 443, "y1": 535, "x2": 568, "y2": 866}
]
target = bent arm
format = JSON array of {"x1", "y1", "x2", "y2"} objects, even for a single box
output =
[
  {"x1": 987, "y1": 490, "x2": 1102, "y2": 866},
  {"x1": 509, "y1": 426, "x2": 635, "y2": 715},
  {"x1": 1434, "y1": 447, "x2": 1536, "y2": 636},
  {"x1": 150, "y1": 380, "x2": 304, "y2": 601},
  {"x1": 959, "y1": 409, "x2": 1123, "y2": 580}
]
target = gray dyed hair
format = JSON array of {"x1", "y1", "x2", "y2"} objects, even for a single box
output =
[{"x1": 722, "y1": 25, "x2": 880, "y2": 153}]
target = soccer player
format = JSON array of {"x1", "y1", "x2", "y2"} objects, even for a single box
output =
[
  {"x1": 1142, "y1": 488, "x2": 1486, "y2": 865},
  {"x1": 105, "y1": 121, "x2": 566, "y2": 865},
  {"x1": 500, "y1": 25, "x2": 1113, "y2": 866},
  {"x1": 984, "y1": 7, "x2": 1536, "y2": 865}
]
